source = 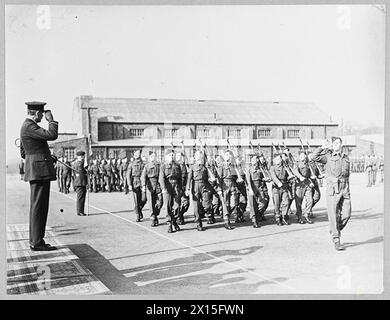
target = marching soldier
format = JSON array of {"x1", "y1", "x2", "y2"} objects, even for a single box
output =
[
  {"x1": 72, "y1": 151, "x2": 88, "y2": 216},
  {"x1": 293, "y1": 151, "x2": 314, "y2": 224},
  {"x1": 176, "y1": 151, "x2": 190, "y2": 225},
  {"x1": 281, "y1": 148, "x2": 295, "y2": 222},
  {"x1": 159, "y1": 149, "x2": 182, "y2": 233},
  {"x1": 311, "y1": 137, "x2": 351, "y2": 251},
  {"x1": 127, "y1": 149, "x2": 146, "y2": 222},
  {"x1": 246, "y1": 155, "x2": 269, "y2": 228},
  {"x1": 120, "y1": 157, "x2": 129, "y2": 194},
  {"x1": 258, "y1": 154, "x2": 270, "y2": 221},
  {"x1": 141, "y1": 151, "x2": 163, "y2": 227},
  {"x1": 235, "y1": 156, "x2": 247, "y2": 223},
  {"x1": 211, "y1": 155, "x2": 224, "y2": 217},
  {"x1": 269, "y1": 154, "x2": 290, "y2": 226},
  {"x1": 113, "y1": 158, "x2": 122, "y2": 191},
  {"x1": 217, "y1": 150, "x2": 239, "y2": 230},
  {"x1": 61, "y1": 156, "x2": 72, "y2": 194},
  {"x1": 20, "y1": 101, "x2": 58, "y2": 251}
]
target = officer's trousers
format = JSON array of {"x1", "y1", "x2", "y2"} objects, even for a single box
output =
[
  {"x1": 75, "y1": 186, "x2": 86, "y2": 214},
  {"x1": 295, "y1": 185, "x2": 313, "y2": 218},
  {"x1": 272, "y1": 187, "x2": 289, "y2": 219},
  {"x1": 326, "y1": 183, "x2": 351, "y2": 243},
  {"x1": 29, "y1": 180, "x2": 51, "y2": 247},
  {"x1": 191, "y1": 182, "x2": 212, "y2": 223}
]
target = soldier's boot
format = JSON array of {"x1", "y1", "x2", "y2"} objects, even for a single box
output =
[
  {"x1": 139, "y1": 211, "x2": 144, "y2": 220},
  {"x1": 167, "y1": 223, "x2": 174, "y2": 233},
  {"x1": 334, "y1": 239, "x2": 345, "y2": 251},
  {"x1": 309, "y1": 211, "x2": 314, "y2": 219},
  {"x1": 281, "y1": 216, "x2": 290, "y2": 225},
  {"x1": 224, "y1": 218, "x2": 234, "y2": 230},
  {"x1": 136, "y1": 214, "x2": 141, "y2": 222},
  {"x1": 151, "y1": 216, "x2": 159, "y2": 227},
  {"x1": 173, "y1": 220, "x2": 180, "y2": 232},
  {"x1": 207, "y1": 210, "x2": 215, "y2": 224},
  {"x1": 276, "y1": 216, "x2": 282, "y2": 226},
  {"x1": 252, "y1": 216, "x2": 260, "y2": 228},
  {"x1": 298, "y1": 216, "x2": 306, "y2": 224},
  {"x1": 197, "y1": 220, "x2": 205, "y2": 231},
  {"x1": 178, "y1": 213, "x2": 185, "y2": 225},
  {"x1": 303, "y1": 215, "x2": 313, "y2": 224}
]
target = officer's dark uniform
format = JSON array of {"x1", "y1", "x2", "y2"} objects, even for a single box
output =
[
  {"x1": 293, "y1": 157, "x2": 314, "y2": 224},
  {"x1": 141, "y1": 159, "x2": 163, "y2": 226},
  {"x1": 246, "y1": 160, "x2": 269, "y2": 228},
  {"x1": 187, "y1": 159, "x2": 214, "y2": 231},
  {"x1": 312, "y1": 140, "x2": 351, "y2": 249},
  {"x1": 269, "y1": 161, "x2": 290, "y2": 225},
  {"x1": 159, "y1": 151, "x2": 182, "y2": 233},
  {"x1": 20, "y1": 101, "x2": 58, "y2": 251},
  {"x1": 72, "y1": 151, "x2": 88, "y2": 216},
  {"x1": 127, "y1": 157, "x2": 146, "y2": 221},
  {"x1": 217, "y1": 160, "x2": 239, "y2": 229}
]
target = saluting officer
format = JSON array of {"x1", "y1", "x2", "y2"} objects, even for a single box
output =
[
  {"x1": 246, "y1": 155, "x2": 269, "y2": 228},
  {"x1": 20, "y1": 101, "x2": 58, "y2": 251},
  {"x1": 141, "y1": 151, "x2": 163, "y2": 227},
  {"x1": 311, "y1": 137, "x2": 351, "y2": 251},
  {"x1": 127, "y1": 149, "x2": 146, "y2": 222},
  {"x1": 159, "y1": 149, "x2": 182, "y2": 233},
  {"x1": 72, "y1": 151, "x2": 88, "y2": 216}
]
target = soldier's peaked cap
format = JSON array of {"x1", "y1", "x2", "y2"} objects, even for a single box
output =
[{"x1": 25, "y1": 101, "x2": 47, "y2": 111}]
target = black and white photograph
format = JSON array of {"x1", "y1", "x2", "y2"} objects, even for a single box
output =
[{"x1": 3, "y1": 2, "x2": 386, "y2": 297}]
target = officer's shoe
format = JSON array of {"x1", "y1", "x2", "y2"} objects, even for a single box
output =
[
  {"x1": 197, "y1": 223, "x2": 205, "y2": 231},
  {"x1": 173, "y1": 221, "x2": 180, "y2": 232},
  {"x1": 304, "y1": 217, "x2": 313, "y2": 224},
  {"x1": 30, "y1": 243, "x2": 57, "y2": 251},
  {"x1": 224, "y1": 222, "x2": 234, "y2": 230},
  {"x1": 77, "y1": 212, "x2": 86, "y2": 216},
  {"x1": 334, "y1": 241, "x2": 345, "y2": 251}
]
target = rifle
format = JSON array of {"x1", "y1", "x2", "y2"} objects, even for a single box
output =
[
  {"x1": 227, "y1": 139, "x2": 244, "y2": 183},
  {"x1": 198, "y1": 138, "x2": 217, "y2": 182},
  {"x1": 306, "y1": 140, "x2": 325, "y2": 178},
  {"x1": 298, "y1": 138, "x2": 318, "y2": 186},
  {"x1": 272, "y1": 142, "x2": 295, "y2": 180},
  {"x1": 249, "y1": 141, "x2": 271, "y2": 182}
]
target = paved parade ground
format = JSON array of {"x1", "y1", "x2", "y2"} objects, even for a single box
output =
[{"x1": 6, "y1": 172, "x2": 384, "y2": 295}]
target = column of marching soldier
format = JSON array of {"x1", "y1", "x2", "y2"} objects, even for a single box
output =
[{"x1": 54, "y1": 139, "x2": 331, "y2": 233}]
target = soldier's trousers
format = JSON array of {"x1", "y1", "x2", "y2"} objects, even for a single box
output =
[
  {"x1": 312, "y1": 185, "x2": 321, "y2": 209},
  {"x1": 248, "y1": 184, "x2": 269, "y2": 221},
  {"x1": 221, "y1": 182, "x2": 238, "y2": 223},
  {"x1": 163, "y1": 182, "x2": 181, "y2": 223},
  {"x1": 29, "y1": 180, "x2": 51, "y2": 247},
  {"x1": 75, "y1": 186, "x2": 86, "y2": 214},
  {"x1": 326, "y1": 183, "x2": 351, "y2": 243},
  {"x1": 366, "y1": 169, "x2": 373, "y2": 187},
  {"x1": 372, "y1": 170, "x2": 377, "y2": 185},
  {"x1": 57, "y1": 175, "x2": 63, "y2": 192},
  {"x1": 211, "y1": 189, "x2": 222, "y2": 216},
  {"x1": 104, "y1": 175, "x2": 112, "y2": 191},
  {"x1": 92, "y1": 175, "x2": 100, "y2": 192},
  {"x1": 272, "y1": 187, "x2": 289, "y2": 219},
  {"x1": 236, "y1": 181, "x2": 247, "y2": 216},
  {"x1": 295, "y1": 185, "x2": 314, "y2": 218},
  {"x1": 62, "y1": 174, "x2": 71, "y2": 193},
  {"x1": 146, "y1": 188, "x2": 163, "y2": 218},
  {"x1": 191, "y1": 181, "x2": 212, "y2": 223},
  {"x1": 179, "y1": 192, "x2": 190, "y2": 218},
  {"x1": 132, "y1": 186, "x2": 146, "y2": 217}
]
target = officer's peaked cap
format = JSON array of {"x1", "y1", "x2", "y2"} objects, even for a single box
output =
[{"x1": 25, "y1": 101, "x2": 47, "y2": 112}]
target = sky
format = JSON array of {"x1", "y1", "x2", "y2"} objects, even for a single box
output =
[{"x1": 5, "y1": 5, "x2": 385, "y2": 162}]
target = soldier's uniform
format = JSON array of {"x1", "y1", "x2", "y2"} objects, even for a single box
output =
[
  {"x1": 364, "y1": 155, "x2": 373, "y2": 187},
  {"x1": 187, "y1": 159, "x2": 214, "y2": 230},
  {"x1": 235, "y1": 160, "x2": 247, "y2": 223},
  {"x1": 113, "y1": 159, "x2": 121, "y2": 191},
  {"x1": 141, "y1": 159, "x2": 163, "y2": 226},
  {"x1": 55, "y1": 158, "x2": 63, "y2": 191},
  {"x1": 120, "y1": 159, "x2": 129, "y2": 194},
  {"x1": 207, "y1": 158, "x2": 222, "y2": 218},
  {"x1": 72, "y1": 152, "x2": 88, "y2": 216},
  {"x1": 103, "y1": 160, "x2": 114, "y2": 192},
  {"x1": 127, "y1": 157, "x2": 146, "y2": 221},
  {"x1": 99, "y1": 160, "x2": 107, "y2": 191},
  {"x1": 90, "y1": 161, "x2": 100, "y2": 192},
  {"x1": 246, "y1": 160, "x2": 269, "y2": 228},
  {"x1": 217, "y1": 160, "x2": 239, "y2": 229},
  {"x1": 177, "y1": 159, "x2": 190, "y2": 225},
  {"x1": 20, "y1": 101, "x2": 58, "y2": 251},
  {"x1": 61, "y1": 158, "x2": 72, "y2": 194},
  {"x1": 269, "y1": 161, "x2": 290, "y2": 225},
  {"x1": 159, "y1": 151, "x2": 182, "y2": 233},
  {"x1": 293, "y1": 157, "x2": 314, "y2": 224},
  {"x1": 312, "y1": 143, "x2": 351, "y2": 248}
]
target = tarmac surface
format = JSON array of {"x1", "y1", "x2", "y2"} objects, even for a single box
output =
[{"x1": 6, "y1": 172, "x2": 384, "y2": 295}]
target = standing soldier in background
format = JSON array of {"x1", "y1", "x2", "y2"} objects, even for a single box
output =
[
  {"x1": 176, "y1": 150, "x2": 189, "y2": 225},
  {"x1": 311, "y1": 137, "x2": 351, "y2": 251},
  {"x1": 61, "y1": 156, "x2": 72, "y2": 194},
  {"x1": 99, "y1": 159, "x2": 106, "y2": 191},
  {"x1": 293, "y1": 151, "x2": 314, "y2": 224},
  {"x1": 120, "y1": 157, "x2": 129, "y2": 194},
  {"x1": 103, "y1": 159, "x2": 114, "y2": 192},
  {"x1": 246, "y1": 155, "x2": 269, "y2": 228},
  {"x1": 217, "y1": 150, "x2": 239, "y2": 230},
  {"x1": 72, "y1": 151, "x2": 88, "y2": 216},
  {"x1": 141, "y1": 151, "x2": 163, "y2": 227},
  {"x1": 90, "y1": 159, "x2": 100, "y2": 193},
  {"x1": 269, "y1": 154, "x2": 290, "y2": 226},
  {"x1": 127, "y1": 149, "x2": 146, "y2": 222},
  {"x1": 159, "y1": 149, "x2": 182, "y2": 233},
  {"x1": 364, "y1": 154, "x2": 373, "y2": 187},
  {"x1": 20, "y1": 101, "x2": 58, "y2": 251},
  {"x1": 113, "y1": 158, "x2": 122, "y2": 191}
]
